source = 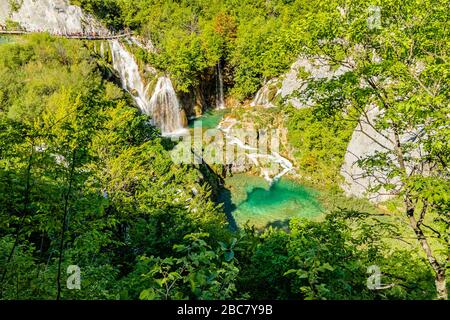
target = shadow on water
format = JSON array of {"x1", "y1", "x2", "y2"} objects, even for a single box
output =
[{"x1": 217, "y1": 187, "x2": 238, "y2": 231}]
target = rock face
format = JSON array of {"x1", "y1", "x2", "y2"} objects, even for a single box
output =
[
  {"x1": 341, "y1": 105, "x2": 426, "y2": 203},
  {"x1": 251, "y1": 56, "x2": 350, "y2": 108},
  {"x1": 250, "y1": 56, "x2": 407, "y2": 203},
  {"x1": 0, "y1": 0, "x2": 106, "y2": 33},
  {"x1": 340, "y1": 106, "x2": 394, "y2": 202},
  {"x1": 280, "y1": 57, "x2": 350, "y2": 108}
]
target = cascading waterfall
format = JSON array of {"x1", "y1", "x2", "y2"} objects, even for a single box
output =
[
  {"x1": 148, "y1": 76, "x2": 187, "y2": 136},
  {"x1": 218, "y1": 118, "x2": 293, "y2": 184},
  {"x1": 251, "y1": 86, "x2": 271, "y2": 107},
  {"x1": 110, "y1": 40, "x2": 149, "y2": 113},
  {"x1": 109, "y1": 40, "x2": 186, "y2": 136},
  {"x1": 99, "y1": 41, "x2": 105, "y2": 59},
  {"x1": 250, "y1": 79, "x2": 278, "y2": 108},
  {"x1": 216, "y1": 63, "x2": 225, "y2": 109}
]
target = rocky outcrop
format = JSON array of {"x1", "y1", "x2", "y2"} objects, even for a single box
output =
[
  {"x1": 249, "y1": 55, "x2": 411, "y2": 203},
  {"x1": 340, "y1": 106, "x2": 398, "y2": 202},
  {"x1": 279, "y1": 57, "x2": 350, "y2": 108},
  {"x1": 251, "y1": 56, "x2": 350, "y2": 108},
  {"x1": 0, "y1": 0, "x2": 107, "y2": 34},
  {"x1": 180, "y1": 64, "x2": 229, "y2": 119},
  {"x1": 341, "y1": 105, "x2": 424, "y2": 203},
  {"x1": 250, "y1": 55, "x2": 412, "y2": 203},
  {"x1": 217, "y1": 117, "x2": 294, "y2": 183}
]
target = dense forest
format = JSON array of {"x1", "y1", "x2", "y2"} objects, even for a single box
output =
[{"x1": 0, "y1": 0, "x2": 448, "y2": 300}]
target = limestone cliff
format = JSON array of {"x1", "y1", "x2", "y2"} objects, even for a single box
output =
[
  {"x1": 251, "y1": 56, "x2": 350, "y2": 108},
  {"x1": 0, "y1": 0, "x2": 107, "y2": 33},
  {"x1": 340, "y1": 106, "x2": 398, "y2": 202}
]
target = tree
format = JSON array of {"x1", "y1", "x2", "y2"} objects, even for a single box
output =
[
  {"x1": 0, "y1": 34, "x2": 228, "y2": 300},
  {"x1": 299, "y1": 0, "x2": 449, "y2": 299}
]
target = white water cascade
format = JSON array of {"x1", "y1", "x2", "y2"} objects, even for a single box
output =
[
  {"x1": 0, "y1": 0, "x2": 187, "y2": 136},
  {"x1": 110, "y1": 40, "x2": 149, "y2": 112},
  {"x1": 109, "y1": 40, "x2": 187, "y2": 136},
  {"x1": 251, "y1": 79, "x2": 278, "y2": 108},
  {"x1": 148, "y1": 77, "x2": 187, "y2": 136},
  {"x1": 216, "y1": 63, "x2": 225, "y2": 109},
  {"x1": 218, "y1": 118, "x2": 294, "y2": 184}
]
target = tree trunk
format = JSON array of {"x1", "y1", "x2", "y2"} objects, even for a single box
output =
[
  {"x1": 407, "y1": 207, "x2": 448, "y2": 300},
  {"x1": 435, "y1": 270, "x2": 447, "y2": 300},
  {"x1": 56, "y1": 149, "x2": 77, "y2": 300},
  {"x1": 394, "y1": 127, "x2": 447, "y2": 300}
]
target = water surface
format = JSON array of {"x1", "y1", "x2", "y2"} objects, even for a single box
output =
[
  {"x1": 189, "y1": 109, "x2": 228, "y2": 130},
  {"x1": 219, "y1": 174, "x2": 323, "y2": 229}
]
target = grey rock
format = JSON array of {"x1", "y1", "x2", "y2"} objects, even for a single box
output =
[
  {"x1": 0, "y1": 0, "x2": 107, "y2": 34},
  {"x1": 340, "y1": 105, "x2": 398, "y2": 202},
  {"x1": 251, "y1": 56, "x2": 351, "y2": 108}
]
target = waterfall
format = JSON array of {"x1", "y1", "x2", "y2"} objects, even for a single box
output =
[
  {"x1": 251, "y1": 86, "x2": 271, "y2": 107},
  {"x1": 148, "y1": 77, "x2": 187, "y2": 136},
  {"x1": 218, "y1": 118, "x2": 294, "y2": 184},
  {"x1": 99, "y1": 41, "x2": 105, "y2": 59},
  {"x1": 109, "y1": 40, "x2": 187, "y2": 136},
  {"x1": 1, "y1": 1, "x2": 186, "y2": 135},
  {"x1": 251, "y1": 79, "x2": 278, "y2": 108},
  {"x1": 216, "y1": 63, "x2": 225, "y2": 109},
  {"x1": 110, "y1": 40, "x2": 149, "y2": 112}
]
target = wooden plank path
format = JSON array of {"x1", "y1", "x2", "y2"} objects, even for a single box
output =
[{"x1": 0, "y1": 30, "x2": 131, "y2": 40}]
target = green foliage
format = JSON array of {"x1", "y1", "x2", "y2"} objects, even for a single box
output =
[
  {"x1": 293, "y1": 0, "x2": 449, "y2": 299},
  {"x1": 1, "y1": 0, "x2": 447, "y2": 301},
  {"x1": 286, "y1": 106, "x2": 355, "y2": 187},
  {"x1": 71, "y1": 0, "x2": 124, "y2": 30},
  {"x1": 236, "y1": 212, "x2": 435, "y2": 300},
  {"x1": 0, "y1": 35, "x2": 227, "y2": 300},
  {"x1": 4, "y1": 19, "x2": 23, "y2": 31},
  {"x1": 138, "y1": 233, "x2": 241, "y2": 300},
  {"x1": 8, "y1": 0, "x2": 23, "y2": 13},
  {"x1": 73, "y1": 0, "x2": 306, "y2": 98}
]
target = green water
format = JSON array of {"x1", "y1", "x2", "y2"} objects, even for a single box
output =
[
  {"x1": 219, "y1": 174, "x2": 323, "y2": 229},
  {"x1": 188, "y1": 109, "x2": 228, "y2": 130}
]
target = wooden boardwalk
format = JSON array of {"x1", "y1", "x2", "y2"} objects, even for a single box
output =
[{"x1": 0, "y1": 30, "x2": 131, "y2": 40}]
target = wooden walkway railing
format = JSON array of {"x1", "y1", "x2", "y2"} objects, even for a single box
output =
[{"x1": 0, "y1": 30, "x2": 131, "y2": 40}]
